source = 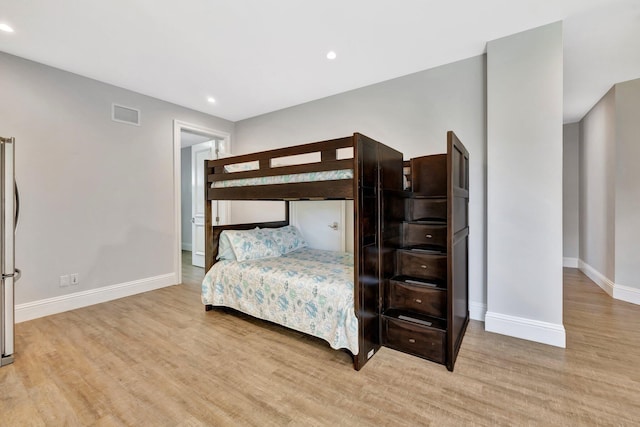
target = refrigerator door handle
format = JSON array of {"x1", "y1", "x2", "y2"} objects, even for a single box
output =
[
  {"x1": 13, "y1": 181, "x2": 21, "y2": 283},
  {"x1": 14, "y1": 181, "x2": 19, "y2": 229}
]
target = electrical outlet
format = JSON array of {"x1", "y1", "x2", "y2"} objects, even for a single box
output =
[
  {"x1": 59, "y1": 275, "x2": 70, "y2": 287},
  {"x1": 70, "y1": 273, "x2": 79, "y2": 286}
]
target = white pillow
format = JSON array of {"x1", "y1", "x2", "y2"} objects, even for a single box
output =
[
  {"x1": 268, "y1": 225, "x2": 308, "y2": 255},
  {"x1": 216, "y1": 231, "x2": 237, "y2": 261},
  {"x1": 224, "y1": 228, "x2": 280, "y2": 261}
]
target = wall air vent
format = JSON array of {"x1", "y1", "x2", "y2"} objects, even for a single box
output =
[{"x1": 112, "y1": 104, "x2": 141, "y2": 126}]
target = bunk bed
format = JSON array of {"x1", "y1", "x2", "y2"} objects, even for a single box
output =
[
  {"x1": 203, "y1": 133, "x2": 403, "y2": 370},
  {"x1": 202, "y1": 132, "x2": 469, "y2": 371}
]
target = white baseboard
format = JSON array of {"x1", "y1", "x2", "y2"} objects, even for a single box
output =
[
  {"x1": 485, "y1": 311, "x2": 566, "y2": 348},
  {"x1": 563, "y1": 257, "x2": 579, "y2": 268},
  {"x1": 16, "y1": 273, "x2": 178, "y2": 323},
  {"x1": 469, "y1": 301, "x2": 487, "y2": 322},
  {"x1": 182, "y1": 243, "x2": 192, "y2": 251},
  {"x1": 613, "y1": 284, "x2": 640, "y2": 305},
  {"x1": 578, "y1": 259, "x2": 640, "y2": 305},
  {"x1": 578, "y1": 259, "x2": 616, "y2": 296}
]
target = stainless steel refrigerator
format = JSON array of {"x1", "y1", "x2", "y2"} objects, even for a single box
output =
[{"x1": 1, "y1": 136, "x2": 19, "y2": 367}]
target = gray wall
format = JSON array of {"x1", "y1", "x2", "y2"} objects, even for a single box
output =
[
  {"x1": 579, "y1": 87, "x2": 616, "y2": 281},
  {"x1": 0, "y1": 51, "x2": 234, "y2": 306},
  {"x1": 181, "y1": 146, "x2": 192, "y2": 250},
  {"x1": 486, "y1": 23, "x2": 564, "y2": 345},
  {"x1": 563, "y1": 123, "x2": 580, "y2": 261},
  {"x1": 235, "y1": 55, "x2": 488, "y2": 318},
  {"x1": 614, "y1": 78, "x2": 640, "y2": 289}
]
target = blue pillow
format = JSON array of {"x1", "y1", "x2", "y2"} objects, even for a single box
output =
[
  {"x1": 268, "y1": 225, "x2": 308, "y2": 255},
  {"x1": 224, "y1": 228, "x2": 280, "y2": 261}
]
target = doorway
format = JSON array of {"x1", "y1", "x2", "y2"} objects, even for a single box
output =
[{"x1": 174, "y1": 121, "x2": 230, "y2": 284}]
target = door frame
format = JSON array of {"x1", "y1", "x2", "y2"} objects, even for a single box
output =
[
  {"x1": 191, "y1": 140, "x2": 217, "y2": 268},
  {"x1": 173, "y1": 120, "x2": 231, "y2": 284}
]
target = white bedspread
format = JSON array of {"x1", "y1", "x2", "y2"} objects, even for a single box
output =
[{"x1": 201, "y1": 248, "x2": 358, "y2": 355}]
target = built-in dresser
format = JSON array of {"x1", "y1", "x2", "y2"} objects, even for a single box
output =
[{"x1": 381, "y1": 131, "x2": 469, "y2": 371}]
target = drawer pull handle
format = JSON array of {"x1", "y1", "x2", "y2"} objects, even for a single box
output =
[
  {"x1": 421, "y1": 265, "x2": 427, "y2": 269},
  {"x1": 426, "y1": 234, "x2": 433, "y2": 238},
  {"x1": 415, "y1": 299, "x2": 422, "y2": 304},
  {"x1": 408, "y1": 338, "x2": 416, "y2": 343}
]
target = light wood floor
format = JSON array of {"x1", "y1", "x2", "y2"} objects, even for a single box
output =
[{"x1": 2, "y1": 253, "x2": 639, "y2": 426}]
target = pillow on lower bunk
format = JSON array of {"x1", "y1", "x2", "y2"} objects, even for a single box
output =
[
  {"x1": 217, "y1": 231, "x2": 237, "y2": 261},
  {"x1": 224, "y1": 228, "x2": 280, "y2": 261},
  {"x1": 268, "y1": 225, "x2": 308, "y2": 254}
]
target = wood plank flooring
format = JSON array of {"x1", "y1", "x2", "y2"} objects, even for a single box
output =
[{"x1": 1, "y1": 254, "x2": 639, "y2": 425}]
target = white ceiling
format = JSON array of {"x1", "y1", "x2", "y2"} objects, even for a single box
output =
[{"x1": 1, "y1": 0, "x2": 639, "y2": 123}]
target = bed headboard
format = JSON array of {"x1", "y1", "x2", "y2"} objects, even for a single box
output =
[{"x1": 206, "y1": 207, "x2": 290, "y2": 273}]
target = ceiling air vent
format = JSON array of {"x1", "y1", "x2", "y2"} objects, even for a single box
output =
[{"x1": 112, "y1": 104, "x2": 141, "y2": 126}]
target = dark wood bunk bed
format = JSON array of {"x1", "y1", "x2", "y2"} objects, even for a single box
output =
[{"x1": 203, "y1": 132, "x2": 469, "y2": 371}]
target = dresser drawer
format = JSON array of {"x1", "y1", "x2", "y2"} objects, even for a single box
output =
[
  {"x1": 382, "y1": 313, "x2": 446, "y2": 364},
  {"x1": 403, "y1": 223, "x2": 447, "y2": 248},
  {"x1": 386, "y1": 278, "x2": 446, "y2": 318},
  {"x1": 406, "y1": 198, "x2": 447, "y2": 222},
  {"x1": 397, "y1": 250, "x2": 447, "y2": 281}
]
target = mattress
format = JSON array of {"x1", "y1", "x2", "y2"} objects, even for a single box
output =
[
  {"x1": 201, "y1": 247, "x2": 358, "y2": 355},
  {"x1": 212, "y1": 169, "x2": 354, "y2": 188}
]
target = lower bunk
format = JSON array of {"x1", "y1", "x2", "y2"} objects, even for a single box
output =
[{"x1": 202, "y1": 222, "x2": 360, "y2": 363}]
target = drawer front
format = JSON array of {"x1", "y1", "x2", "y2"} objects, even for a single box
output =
[
  {"x1": 403, "y1": 223, "x2": 447, "y2": 248},
  {"x1": 383, "y1": 316, "x2": 445, "y2": 363},
  {"x1": 407, "y1": 198, "x2": 447, "y2": 222},
  {"x1": 386, "y1": 280, "x2": 446, "y2": 318},
  {"x1": 397, "y1": 251, "x2": 447, "y2": 280}
]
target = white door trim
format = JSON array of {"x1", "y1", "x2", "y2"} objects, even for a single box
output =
[
  {"x1": 173, "y1": 120, "x2": 231, "y2": 284},
  {"x1": 339, "y1": 200, "x2": 347, "y2": 252},
  {"x1": 191, "y1": 140, "x2": 214, "y2": 268}
]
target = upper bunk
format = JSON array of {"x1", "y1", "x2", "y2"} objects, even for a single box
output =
[{"x1": 205, "y1": 132, "x2": 401, "y2": 201}]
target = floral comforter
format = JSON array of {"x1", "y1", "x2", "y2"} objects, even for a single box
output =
[{"x1": 201, "y1": 248, "x2": 358, "y2": 355}]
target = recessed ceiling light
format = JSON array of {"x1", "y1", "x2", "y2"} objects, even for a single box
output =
[
  {"x1": 326, "y1": 51, "x2": 337, "y2": 60},
  {"x1": 0, "y1": 24, "x2": 14, "y2": 33},
  {"x1": 207, "y1": 97, "x2": 216, "y2": 103}
]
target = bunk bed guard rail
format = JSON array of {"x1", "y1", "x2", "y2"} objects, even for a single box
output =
[{"x1": 206, "y1": 136, "x2": 357, "y2": 201}]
